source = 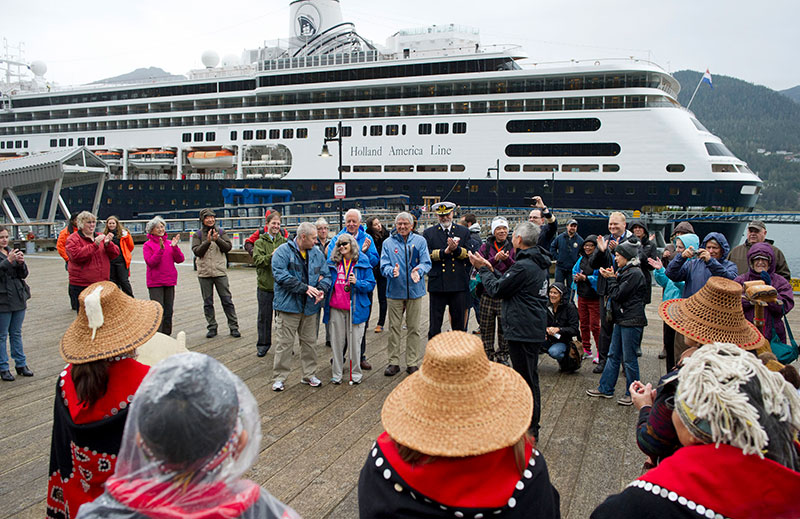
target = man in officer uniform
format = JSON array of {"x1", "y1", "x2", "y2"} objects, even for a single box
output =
[{"x1": 423, "y1": 201, "x2": 473, "y2": 338}]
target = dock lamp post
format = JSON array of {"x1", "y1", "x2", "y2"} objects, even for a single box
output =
[
  {"x1": 320, "y1": 120, "x2": 344, "y2": 230},
  {"x1": 486, "y1": 159, "x2": 500, "y2": 215}
]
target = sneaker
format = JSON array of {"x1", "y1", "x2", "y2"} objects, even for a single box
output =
[
  {"x1": 582, "y1": 351, "x2": 592, "y2": 359},
  {"x1": 617, "y1": 395, "x2": 633, "y2": 406},
  {"x1": 272, "y1": 380, "x2": 285, "y2": 392},
  {"x1": 330, "y1": 378, "x2": 342, "y2": 385},
  {"x1": 301, "y1": 376, "x2": 322, "y2": 387},
  {"x1": 586, "y1": 389, "x2": 613, "y2": 399},
  {"x1": 592, "y1": 356, "x2": 599, "y2": 364},
  {"x1": 374, "y1": 325, "x2": 383, "y2": 333}
]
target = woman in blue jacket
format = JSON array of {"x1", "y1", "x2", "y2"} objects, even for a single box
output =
[
  {"x1": 665, "y1": 232, "x2": 737, "y2": 297},
  {"x1": 323, "y1": 233, "x2": 375, "y2": 384}
]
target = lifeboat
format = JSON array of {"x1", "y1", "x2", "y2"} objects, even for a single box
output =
[
  {"x1": 188, "y1": 149, "x2": 235, "y2": 169},
  {"x1": 95, "y1": 150, "x2": 122, "y2": 164},
  {"x1": 0, "y1": 155, "x2": 23, "y2": 162},
  {"x1": 129, "y1": 149, "x2": 176, "y2": 168}
]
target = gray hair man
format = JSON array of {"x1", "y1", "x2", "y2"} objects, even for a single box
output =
[{"x1": 468, "y1": 221, "x2": 551, "y2": 440}]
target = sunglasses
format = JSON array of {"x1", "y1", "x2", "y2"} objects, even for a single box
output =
[{"x1": 337, "y1": 243, "x2": 349, "y2": 248}]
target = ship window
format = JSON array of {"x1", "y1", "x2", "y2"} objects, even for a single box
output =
[
  {"x1": 712, "y1": 164, "x2": 736, "y2": 173},
  {"x1": 505, "y1": 164, "x2": 520, "y2": 172},
  {"x1": 691, "y1": 188, "x2": 700, "y2": 196},
  {"x1": 584, "y1": 97, "x2": 603, "y2": 110},
  {"x1": 342, "y1": 126, "x2": 352, "y2": 137},
  {"x1": 562, "y1": 164, "x2": 599, "y2": 172},
  {"x1": 340, "y1": 166, "x2": 351, "y2": 172},
  {"x1": 87, "y1": 137, "x2": 95, "y2": 145},
  {"x1": 507, "y1": 143, "x2": 620, "y2": 157},
  {"x1": 230, "y1": 131, "x2": 237, "y2": 140},
  {"x1": 666, "y1": 164, "x2": 685, "y2": 172},
  {"x1": 269, "y1": 129, "x2": 279, "y2": 139},
  {"x1": 78, "y1": 138, "x2": 86, "y2": 146},
  {"x1": 417, "y1": 165, "x2": 448, "y2": 172},
  {"x1": 182, "y1": 133, "x2": 191, "y2": 143},
  {"x1": 435, "y1": 123, "x2": 449, "y2": 134},
  {"x1": 584, "y1": 186, "x2": 595, "y2": 194},
  {"x1": 256, "y1": 130, "x2": 266, "y2": 140},
  {"x1": 626, "y1": 96, "x2": 646, "y2": 108},
  {"x1": 669, "y1": 187, "x2": 680, "y2": 195},
  {"x1": 243, "y1": 130, "x2": 253, "y2": 140},
  {"x1": 453, "y1": 122, "x2": 467, "y2": 134},
  {"x1": 206, "y1": 132, "x2": 216, "y2": 141},
  {"x1": 603, "y1": 164, "x2": 620, "y2": 172},
  {"x1": 470, "y1": 185, "x2": 479, "y2": 193},
  {"x1": 522, "y1": 164, "x2": 558, "y2": 172},
  {"x1": 353, "y1": 165, "x2": 381, "y2": 172},
  {"x1": 604, "y1": 185, "x2": 614, "y2": 195},
  {"x1": 50, "y1": 139, "x2": 57, "y2": 147},
  {"x1": 283, "y1": 129, "x2": 293, "y2": 139},
  {"x1": 691, "y1": 118, "x2": 709, "y2": 132},
  {"x1": 451, "y1": 165, "x2": 465, "y2": 172},
  {"x1": 385, "y1": 165, "x2": 413, "y2": 172},
  {"x1": 526, "y1": 99, "x2": 543, "y2": 111},
  {"x1": 297, "y1": 128, "x2": 308, "y2": 138},
  {"x1": 544, "y1": 98, "x2": 563, "y2": 111},
  {"x1": 1, "y1": 142, "x2": 4, "y2": 149},
  {"x1": 68, "y1": 138, "x2": 73, "y2": 146},
  {"x1": 626, "y1": 187, "x2": 636, "y2": 195},
  {"x1": 564, "y1": 97, "x2": 582, "y2": 110},
  {"x1": 705, "y1": 142, "x2": 735, "y2": 156},
  {"x1": 370, "y1": 125, "x2": 382, "y2": 136},
  {"x1": 362, "y1": 126, "x2": 367, "y2": 137},
  {"x1": 507, "y1": 118, "x2": 601, "y2": 133},
  {"x1": 564, "y1": 185, "x2": 574, "y2": 194},
  {"x1": 325, "y1": 127, "x2": 337, "y2": 139},
  {"x1": 740, "y1": 185, "x2": 758, "y2": 195},
  {"x1": 418, "y1": 124, "x2": 432, "y2": 135},
  {"x1": 648, "y1": 186, "x2": 658, "y2": 195},
  {"x1": 386, "y1": 125, "x2": 399, "y2": 136},
  {"x1": 193, "y1": 132, "x2": 203, "y2": 142},
  {"x1": 605, "y1": 96, "x2": 623, "y2": 109}
]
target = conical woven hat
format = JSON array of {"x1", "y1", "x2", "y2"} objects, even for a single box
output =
[
  {"x1": 659, "y1": 276, "x2": 768, "y2": 351},
  {"x1": 381, "y1": 331, "x2": 532, "y2": 457},
  {"x1": 60, "y1": 281, "x2": 163, "y2": 364}
]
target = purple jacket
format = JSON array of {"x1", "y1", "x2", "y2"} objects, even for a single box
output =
[
  {"x1": 478, "y1": 237, "x2": 516, "y2": 274},
  {"x1": 142, "y1": 234, "x2": 185, "y2": 288},
  {"x1": 734, "y1": 242, "x2": 794, "y2": 343}
]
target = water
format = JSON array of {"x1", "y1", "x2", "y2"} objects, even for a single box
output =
[{"x1": 739, "y1": 223, "x2": 800, "y2": 277}]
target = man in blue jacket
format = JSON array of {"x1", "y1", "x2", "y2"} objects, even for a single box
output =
[
  {"x1": 380, "y1": 212, "x2": 432, "y2": 376},
  {"x1": 550, "y1": 219, "x2": 583, "y2": 285},
  {"x1": 326, "y1": 208, "x2": 379, "y2": 369},
  {"x1": 270, "y1": 222, "x2": 331, "y2": 392}
]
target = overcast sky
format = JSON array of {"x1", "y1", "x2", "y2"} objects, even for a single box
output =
[{"x1": 4, "y1": 0, "x2": 798, "y2": 91}]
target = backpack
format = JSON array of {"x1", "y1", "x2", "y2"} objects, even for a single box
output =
[{"x1": 558, "y1": 340, "x2": 583, "y2": 373}]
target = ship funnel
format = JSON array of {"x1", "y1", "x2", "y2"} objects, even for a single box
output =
[{"x1": 288, "y1": 0, "x2": 344, "y2": 48}]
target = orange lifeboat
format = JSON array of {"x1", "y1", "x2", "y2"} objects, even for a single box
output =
[
  {"x1": 188, "y1": 149, "x2": 235, "y2": 169},
  {"x1": 129, "y1": 149, "x2": 176, "y2": 167},
  {"x1": 95, "y1": 150, "x2": 122, "y2": 163}
]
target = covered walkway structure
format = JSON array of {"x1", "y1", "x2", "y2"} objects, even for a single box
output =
[{"x1": 0, "y1": 147, "x2": 108, "y2": 236}]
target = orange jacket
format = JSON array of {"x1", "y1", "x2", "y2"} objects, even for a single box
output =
[
  {"x1": 118, "y1": 232, "x2": 135, "y2": 269},
  {"x1": 56, "y1": 227, "x2": 72, "y2": 262}
]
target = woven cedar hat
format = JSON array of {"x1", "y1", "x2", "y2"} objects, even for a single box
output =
[
  {"x1": 60, "y1": 281, "x2": 163, "y2": 364},
  {"x1": 381, "y1": 331, "x2": 532, "y2": 457},
  {"x1": 659, "y1": 276, "x2": 768, "y2": 351}
]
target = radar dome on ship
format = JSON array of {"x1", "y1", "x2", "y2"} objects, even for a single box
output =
[
  {"x1": 222, "y1": 54, "x2": 240, "y2": 67},
  {"x1": 201, "y1": 50, "x2": 220, "y2": 68},
  {"x1": 30, "y1": 61, "x2": 47, "y2": 77}
]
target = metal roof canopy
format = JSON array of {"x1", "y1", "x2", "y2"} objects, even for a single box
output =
[{"x1": 0, "y1": 147, "x2": 108, "y2": 225}]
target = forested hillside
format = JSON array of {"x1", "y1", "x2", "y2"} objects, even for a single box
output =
[{"x1": 673, "y1": 71, "x2": 800, "y2": 210}]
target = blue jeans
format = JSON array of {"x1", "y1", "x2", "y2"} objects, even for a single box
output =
[
  {"x1": 547, "y1": 342, "x2": 568, "y2": 361},
  {"x1": 597, "y1": 325, "x2": 642, "y2": 396},
  {"x1": 0, "y1": 310, "x2": 26, "y2": 371}
]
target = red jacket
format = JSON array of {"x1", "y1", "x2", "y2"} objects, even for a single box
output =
[{"x1": 66, "y1": 231, "x2": 120, "y2": 286}]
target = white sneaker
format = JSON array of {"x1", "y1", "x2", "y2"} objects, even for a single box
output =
[
  {"x1": 302, "y1": 375, "x2": 322, "y2": 387},
  {"x1": 272, "y1": 380, "x2": 285, "y2": 392}
]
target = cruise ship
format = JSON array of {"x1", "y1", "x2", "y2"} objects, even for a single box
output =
[{"x1": 0, "y1": 0, "x2": 761, "y2": 224}]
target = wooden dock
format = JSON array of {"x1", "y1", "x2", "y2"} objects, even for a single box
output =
[{"x1": 1, "y1": 244, "x2": 796, "y2": 519}]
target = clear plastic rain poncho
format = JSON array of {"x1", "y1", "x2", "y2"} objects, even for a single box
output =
[{"x1": 76, "y1": 352, "x2": 300, "y2": 519}]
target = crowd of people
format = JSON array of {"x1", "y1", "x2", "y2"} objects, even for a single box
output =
[{"x1": 3, "y1": 199, "x2": 797, "y2": 518}]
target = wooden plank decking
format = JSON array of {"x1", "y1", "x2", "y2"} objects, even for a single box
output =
[{"x1": 1, "y1": 244, "x2": 796, "y2": 519}]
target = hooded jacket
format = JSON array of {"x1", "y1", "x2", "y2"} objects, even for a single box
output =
[
  {"x1": 665, "y1": 232, "x2": 737, "y2": 297},
  {"x1": 546, "y1": 284, "x2": 580, "y2": 346},
  {"x1": 734, "y1": 242, "x2": 795, "y2": 343},
  {"x1": 380, "y1": 231, "x2": 432, "y2": 300},
  {"x1": 323, "y1": 249, "x2": 377, "y2": 325},
  {"x1": 728, "y1": 238, "x2": 791, "y2": 283},
  {"x1": 479, "y1": 245, "x2": 551, "y2": 343},
  {"x1": 467, "y1": 222, "x2": 483, "y2": 250},
  {"x1": 327, "y1": 225, "x2": 379, "y2": 268},
  {"x1": 142, "y1": 234, "x2": 185, "y2": 288},
  {"x1": 0, "y1": 248, "x2": 30, "y2": 312},
  {"x1": 606, "y1": 258, "x2": 648, "y2": 327},
  {"x1": 571, "y1": 235, "x2": 600, "y2": 300},
  {"x1": 191, "y1": 209, "x2": 233, "y2": 278},
  {"x1": 628, "y1": 220, "x2": 658, "y2": 304},
  {"x1": 589, "y1": 229, "x2": 634, "y2": 296},
  {"x1": 252, "y1": 231, "x2": 287, "y2": 292},
  {"x1": 271, "y1": 238, "x2": 331, "y2": 316}
]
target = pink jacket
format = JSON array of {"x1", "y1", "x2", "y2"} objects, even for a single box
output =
[{"x1": 142, "y1": 234, "x2": 185, "y2": 287}]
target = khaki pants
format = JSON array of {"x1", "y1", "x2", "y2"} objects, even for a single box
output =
[
  {"x1": 387, "y1": 298, "x2": 423, "y2": 367},
  {"x1": 329, "y1": 308, "x2": 365, "y2": 383},
  {"x1": 272, "y1": 310, "x2": 319, "y2": 383}
]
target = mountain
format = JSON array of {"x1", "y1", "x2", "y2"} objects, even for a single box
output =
[
  {"x1": 673, "y1": 70, "x2": 800, "y2": 210},
  {"x1": 91, "y1": 67, "x2": 185, "y2": 85},
  {"x1": 781, "y1": 85, "x2": 800, "y2": 104}
]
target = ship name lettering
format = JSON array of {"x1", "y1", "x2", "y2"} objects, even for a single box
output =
[
  {"x1": 389, "y1": 146, "x2": 423, "y2": 156},
  {"x1": 430, "y1": 145, "x2": 452, "y2": 155},
  {"x1": 350, "y1": 146, "x2": 383, "y2": 157}
]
